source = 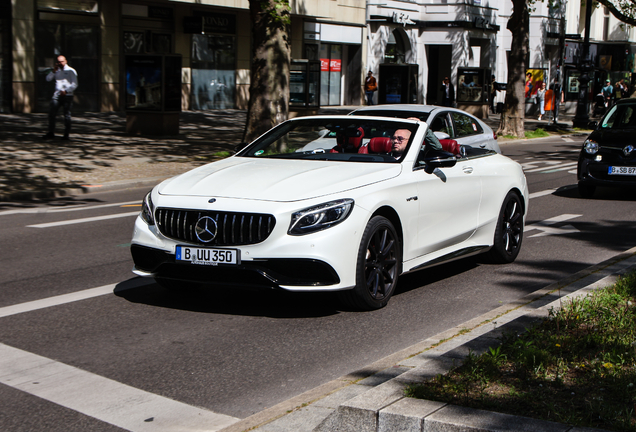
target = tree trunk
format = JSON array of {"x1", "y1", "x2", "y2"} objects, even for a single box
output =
[
  {"x1": 243, "y1": 0, "x2": 291, "y2": 143},
  {"x1": 497, "y1": 0, "x2": 529, "y2": 138}
]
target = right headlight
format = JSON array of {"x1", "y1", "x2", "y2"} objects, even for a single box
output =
[
  {"x1": 288, "y1": 199, "x2": 354, "y2": 236},
  {"x1": 140, "y1": 191, "x2": 155, "y2": 225},
  {"x1": 583, "y1": 139, "x2": 599, "y2": 155}
]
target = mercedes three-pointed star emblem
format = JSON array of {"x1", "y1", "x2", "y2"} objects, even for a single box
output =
[{"x1": 194, "y1": 216, "x2": 218, "y2": 243}]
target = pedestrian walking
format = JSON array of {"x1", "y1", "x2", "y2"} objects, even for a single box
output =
[
  {"x1": 602, "y1": 79, "x2": 613, "y2": 109},
  {"x1": 43, "y1": 55, "x2": 78, "y2": 140},
  {"x1": 364, "y1": 71, "x2": 377, "y2": 106},
  {"x1": 615, "y1": 79, "x2": 628, "y2": 101},
  {"x1": 440, "y1": 77, "x2": 455, "y2": 107},
  {"x1": 549, "y1": 77, "x2": 564, "y2": 122},
  {"x1": 490, "y1": 74, "x2": 499, "y2": 114},
  {"x1": 536, "y1": 82, "x2": 547, "y2": 121}
]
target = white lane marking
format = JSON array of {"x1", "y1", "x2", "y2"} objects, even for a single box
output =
[
  {"x1": 0, "y1": 343, "x2": 240, "y2": 432},
  {"x1": 27, "y1": 211, "x2": 139, "y2": 228},
  {"x1": 524, "y1": 161, "x2": 577, "y2": 173},
  {"x1": 529, "y1": 189, "x2": 555, "y2": 199},
  {"x1": 0, "y1": 284, "x2": 117, "y2": 318},
  {"x1": 0, "y1": 201, "x2": 140, "y2": 216},
  {"x1": 525, "y1": 214, "x2": 582, "y2": 238}
]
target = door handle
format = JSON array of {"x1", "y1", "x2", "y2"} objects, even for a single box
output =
[{"x1": 463, "y1": 166, "x2": 474, "y2": 174}]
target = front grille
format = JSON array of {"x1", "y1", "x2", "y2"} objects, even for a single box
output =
[{"x1": 156, "y1": 208, "x2": 276, "y2": 246}]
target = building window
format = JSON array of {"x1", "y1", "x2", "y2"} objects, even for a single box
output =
[
  {"x1": 320, "y1": 43, "x2": 342, "y2": 106},
  {"x1": 384, "y1": 30, "x2": 406, "y2": 64},
  {"x1": 191, "y1": 34, "x2": 235, "y2": 110}
]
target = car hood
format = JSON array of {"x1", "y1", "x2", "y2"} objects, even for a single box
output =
[
  {"x1": 590, "y1": 128, "x2": 636, "y2": 146},
  {"x1": 157, "y1": 157, "x2": 401, "y2": 202}
]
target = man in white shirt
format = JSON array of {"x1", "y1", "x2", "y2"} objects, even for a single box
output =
[{"x1": 43, "y1": 55, "x2": 78, "y2": 140}]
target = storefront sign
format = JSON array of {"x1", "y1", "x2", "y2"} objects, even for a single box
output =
[
  {"x1": 330, "y1": 59, "x2": 341, "y2": 72},
  {"x1": 183, "y1": 17, "x2": 204, "y2": 34},
  {"x1": 392, "y1": 12, "x2": 415, "y2": 27},
  {"x1": 186, "y1": 12, "x2": 236, "y2": 34},
  {"x1": 149, "y1": 6, "x2": 173, "y2": 20},
  {"x1": 321, "y1": 59, "x2": 329, "y2": 72}
]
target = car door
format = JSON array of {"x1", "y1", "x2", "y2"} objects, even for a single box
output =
[{"x1": 409, "y1": 149, "x2": 482, "y2": 261}]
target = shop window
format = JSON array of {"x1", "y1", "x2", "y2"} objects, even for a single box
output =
[
  {"x1": 320, "y1": 44, "x2": 342, "y2": 106},
  {"x1": 36, "y1": 22, "x2": 99, "y2": 112},
  {"x1": 191, "y1": 34, "x2": 235, "y2": 110},
  {"x1": 124, "y1": 32, "x2": 172, "y2": 54}
]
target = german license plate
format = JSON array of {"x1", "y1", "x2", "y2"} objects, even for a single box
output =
[
  {"x1": 608, "y1": 166, "x2": 636, "y2": 176},
  {"x1": 176, "y1": 246, "x2": 239, "y2": 266}
]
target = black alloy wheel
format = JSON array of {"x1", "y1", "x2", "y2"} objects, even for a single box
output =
[
  {"x1": 339, "y1": 216, "x2": 401, "y2": 310},
  {"x1": 487, "y1": 191, "x2": 524, "y2": 264}
]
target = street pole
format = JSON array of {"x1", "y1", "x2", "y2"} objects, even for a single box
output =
[{"x1": 572, "y1": 0, "x2": 593, "y2": 128}]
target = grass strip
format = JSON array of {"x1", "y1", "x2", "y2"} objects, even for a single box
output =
[{"x1": 405, "y1": 271, "x2": 636, "y2": 431}]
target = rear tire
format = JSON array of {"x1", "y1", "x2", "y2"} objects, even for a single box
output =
[
  {"x1": 338, "y1": 216, "x2": 401, "y2": 310},
  {"x1": 486, "y1": 191, "x2": 524, "y2": 264},
  {"x1": 578, "y1": 182, "x2": 596, "y2": 198}
]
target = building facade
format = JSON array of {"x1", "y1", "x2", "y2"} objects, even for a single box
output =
[
  {"x1": 3, "y1": 0, "x2": 636, "y2": 115},
  {"x1": 4, "y1": 0, "x2": 366, "y2": 113}
]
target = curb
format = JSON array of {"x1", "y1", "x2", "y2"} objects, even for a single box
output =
[{"x1": 231, "y1": 247, "x2": 636, "y2": 432}]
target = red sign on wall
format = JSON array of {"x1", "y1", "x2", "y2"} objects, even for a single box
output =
[{"x1": 320, "y1": 59, "x2": 342, "y2": 72}]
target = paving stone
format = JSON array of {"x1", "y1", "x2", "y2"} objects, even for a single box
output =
[
  {"x1": 378, "y1": 398, "x2": 446, "y2": 432},
  {"x1": 425, "y1": 404, "x2": 571, "y2": 432}
]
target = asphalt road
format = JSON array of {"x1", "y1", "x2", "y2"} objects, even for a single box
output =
[{"x1": 1, "y1": 134, "x2": 636, "y2": 431}]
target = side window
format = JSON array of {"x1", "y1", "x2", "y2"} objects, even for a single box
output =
[
  {"x1": 451, "y1": 113, "x2": 483, "y2": 138},
  {"x1": 429, "y1": 113, "x2": 454, "y2": 138}
]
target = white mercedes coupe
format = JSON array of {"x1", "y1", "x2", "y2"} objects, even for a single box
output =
[{"x1": 131, "y1": 116, "x2": 528, "y2": 310}]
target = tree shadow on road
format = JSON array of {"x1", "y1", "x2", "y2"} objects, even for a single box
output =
[{"x1": 0, "y1": 111, "x2": 246, "y2": 200}]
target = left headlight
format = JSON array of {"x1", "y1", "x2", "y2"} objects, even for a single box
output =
[
  {"x1": 583, "y1": 139, "x2": 599, "y2": 155},
  {"x1": 288, "y1": 199, "x2": 354, "y2": 236},
  {"x1": 140, "y1": 191, "x2": 155, "y2": 225}
]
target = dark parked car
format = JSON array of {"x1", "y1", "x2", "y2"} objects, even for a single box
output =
[{"x1": 578, "y1": 98, "x2": 636, "y2": 197}]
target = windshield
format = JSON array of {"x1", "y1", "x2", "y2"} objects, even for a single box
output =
[
  {"x1": 238, "y1": 118, "x2": 418, "y2": 163},
  {"x1": 601, "y1": 104, "x2": 636, "y2": 129},
  {"x1": 350, "y1": 110, "x2": 431, "y2": 122}
]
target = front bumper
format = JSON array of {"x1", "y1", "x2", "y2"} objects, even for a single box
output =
[
  {"x1": 578, "y1": 157, "x2": 636, "y2": 187},
  {"x1": 131, "y1": 244, "x2": 340, "y2": 289}
]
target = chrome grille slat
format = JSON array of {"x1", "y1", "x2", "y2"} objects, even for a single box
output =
[{"x1": 156, "y1": 208, "x2": 275, "y2": 246}]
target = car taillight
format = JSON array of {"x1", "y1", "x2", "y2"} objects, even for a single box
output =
[{"x1": 493, "y1": 131, "x2": 498, "y2": 140}]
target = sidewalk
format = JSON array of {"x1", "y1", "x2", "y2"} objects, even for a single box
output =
[{"x1": 0, "y1": 107, "x2": 577, "y2": 202}]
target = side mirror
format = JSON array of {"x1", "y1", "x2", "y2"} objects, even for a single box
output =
[
  {"x1": 587, "y1": 121, "x2": 598, "y2": 130},
  {"x1": 422, "y1": 150, "x2": 457, "y2": 174}
]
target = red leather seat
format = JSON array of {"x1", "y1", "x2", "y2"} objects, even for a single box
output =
[
  {"x1": 331, "y1": 128, "x2": 364, "y2": 153},
  {"x1": 359, "y1": 136, "x2": 391, "y2": 154},
  {"x1": 439, "y1": 139, "x2": 461, "y2": 156}
]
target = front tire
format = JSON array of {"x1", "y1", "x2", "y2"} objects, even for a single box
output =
[
  {"x1": 339, "y1": 216, "x2": 401, "y2": 310},
  {"x1": 487, "y1": 191, "x2": 524, "y2": 264}
]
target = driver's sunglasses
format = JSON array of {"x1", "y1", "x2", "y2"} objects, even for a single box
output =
[{"x1": 391, "y1": 136, "x2": 407, "y2": 142}]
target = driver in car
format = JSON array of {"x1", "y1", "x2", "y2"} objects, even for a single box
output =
[
  {"x1": 391, "y1": 121, "x2": 443, "y2": 159},
  {"x1": 390, "y1": 129, "x2": 411, "y2": 159}
]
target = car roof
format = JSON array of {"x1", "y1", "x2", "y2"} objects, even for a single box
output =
[{"x1": 351, "y1": 104, "x2": 437, "y2": 114}]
